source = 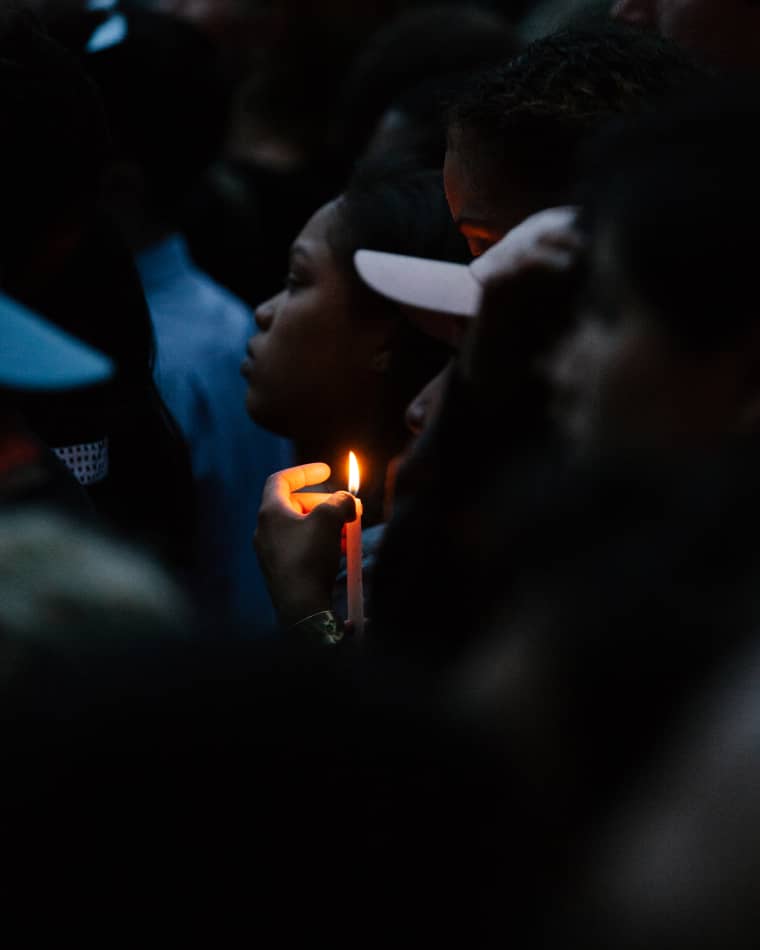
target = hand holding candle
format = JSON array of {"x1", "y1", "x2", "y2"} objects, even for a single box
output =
[
  {"x1": 346, "y1": 451, "x2": 365, "y2": 636},
  {"x1": 254, "y1": 463, "x2": 357, "y2": 628}
]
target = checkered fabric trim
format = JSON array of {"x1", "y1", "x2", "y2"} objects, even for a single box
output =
[{"x1": 53, "y1": 438, "x2": 109, "y2": 486}]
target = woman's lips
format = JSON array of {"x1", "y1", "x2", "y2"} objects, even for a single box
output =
[
  {"x1": 240, "y1": 355, "x2": 255, "y2": 380},
  {"x1": 241, "y1": 341, "x2": 257, "y2": 380}
]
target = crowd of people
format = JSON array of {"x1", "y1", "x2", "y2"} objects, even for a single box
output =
[{"x1": 3, "y1": 0, "x2": 760, "y2": 942}]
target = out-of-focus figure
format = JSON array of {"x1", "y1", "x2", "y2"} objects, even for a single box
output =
[{"x1": 611, "y1": 0, "x2": 760, "y2": 70}]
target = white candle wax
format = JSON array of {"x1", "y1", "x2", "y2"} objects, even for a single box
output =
[{"x1": 346, "y1": 495, "x2": 364, "y2": 636}]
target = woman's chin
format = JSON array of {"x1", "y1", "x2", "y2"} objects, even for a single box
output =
[
  {"x1": 244, "y1": 390, "x2": 287, "y2": 438},
  {"x1": 244, "y1": 387, "x2": 262, "y2": 422}
]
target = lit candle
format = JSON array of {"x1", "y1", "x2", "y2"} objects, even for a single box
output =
[{"x1": 346, "y1": 451, "x2": 365, "y2": 636}]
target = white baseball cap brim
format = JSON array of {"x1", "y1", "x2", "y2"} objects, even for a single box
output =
[{"x1": 354, "y1": 249, "x2": 482, "y2": 317}]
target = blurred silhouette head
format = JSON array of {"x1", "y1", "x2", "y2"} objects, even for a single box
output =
[
  {"x1": 83, "y1": 5, "x2": 226, "y2": 237},
  {"x1": 612, "y1": 0, "x2": 760, "y2": 71},
  {"x1": 0, "y1": 509, "x2": 188, "y2": 651},
  {"x1": 0, "y1": 4, "x2": 108, "y2": 285},
  {"x1": 336, "y1": 4, "x2": 517, "y2": 168},
  {"x1": 444, "y1": 23, "x2": 703, "y2": 255},
  {"x1": 550, "y1": 84, "x2": 760, "y2": 457}
]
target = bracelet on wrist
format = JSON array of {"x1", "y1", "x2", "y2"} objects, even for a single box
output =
[{"x1": 287, "y1": 609, "x2": 344, "y2": 647}]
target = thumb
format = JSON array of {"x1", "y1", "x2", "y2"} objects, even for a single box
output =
[{"x1": 310, "y1": 491, "x2": 357, "y2": 530}]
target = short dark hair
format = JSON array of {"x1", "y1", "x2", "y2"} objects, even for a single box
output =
[
  {"x1": 329, "y1": 162, "x2": 469, "y2": 272},
  {"x1": 578, "y1": 82, "x2": 760, "y2": 351},
  {"x1": 328, "y1": 163, "x2": 469, "y2": 413},
  {"x1": 336, "y1": 4, "x2": 518, "y2": 164},
  {"x1": 448, "y1": 23, "x2": 706, "y2": 205}
]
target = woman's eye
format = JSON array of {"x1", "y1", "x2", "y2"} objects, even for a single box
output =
[{"x1": 284, "y1": 272, "x2": 304, "y2": 292}]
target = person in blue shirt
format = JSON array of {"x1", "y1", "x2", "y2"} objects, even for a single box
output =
[
  {"x1": 0, "y1": 5, "x2": 197, "y2": 575},
  {"x1": 72, "y1": 5, "x2": 290, "y2": 626}
]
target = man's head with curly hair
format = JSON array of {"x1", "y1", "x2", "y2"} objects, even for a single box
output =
[{"x1": 443, "y1": 23, "x2": 704, "y2": 256}]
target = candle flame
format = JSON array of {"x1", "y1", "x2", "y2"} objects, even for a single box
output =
[{"x1": 348, "y1": 451, "x2": 361, "y2": 496}]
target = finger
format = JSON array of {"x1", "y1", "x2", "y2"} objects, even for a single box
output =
[
  {"x1": 263, "y1": 463, "x2": 332, "y2": 505},
  {"x1": 295, "y1": 491, "x2": 358, "y2": 516},
  {"x1": 310, "y1": 491, "x2": 358, "y2": 529},
  {"x1": 292, "y1": 492, "x2": 335, "y2": 514},
  {"x1": 277, "y1": 462, "x2": 332, "y2": 491}
]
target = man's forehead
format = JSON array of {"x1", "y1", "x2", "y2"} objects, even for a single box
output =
[
  {"x1": 445, "y1": 141, "x2": 508, "y2": 220},
  {"x1": 445, "y1": 130, "x2": 549, "y2": 229}
]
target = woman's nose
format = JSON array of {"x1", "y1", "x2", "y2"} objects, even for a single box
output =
[{"x1": 255, "y1": 294, "x2": 278, "y2": 332}]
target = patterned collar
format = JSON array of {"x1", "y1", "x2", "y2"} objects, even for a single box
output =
[{"x1": 53, "y1": 438, "x2": 109, "y2": 486}]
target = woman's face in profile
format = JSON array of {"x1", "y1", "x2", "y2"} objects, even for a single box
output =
[{"x1": 242, "y1": 200, "x2": 392, "y2": 441}]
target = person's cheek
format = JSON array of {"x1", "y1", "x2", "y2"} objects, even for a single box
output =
[
  {"x1": 595, "y1": 329, "x2": 660, "y2": 443},
  {"x1": 549, "y1": 321, "x2": 605, "y2": 395}
]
